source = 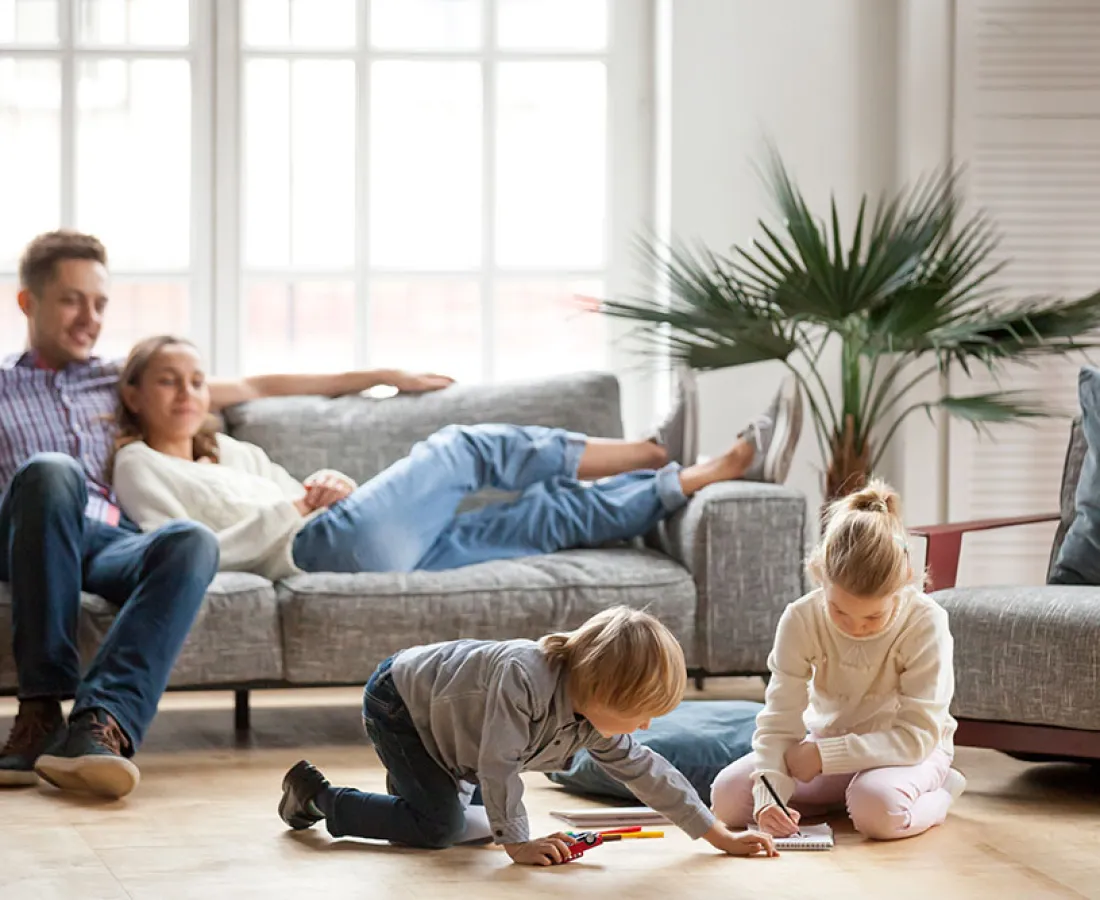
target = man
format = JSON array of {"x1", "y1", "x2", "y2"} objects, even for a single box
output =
[{"x1": 0, "y1": 230, "x2": 453, "y2": 799}]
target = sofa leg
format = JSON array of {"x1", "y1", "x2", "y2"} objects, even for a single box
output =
[
  {"x1": 234, "y1": 689, "x2": 251, "y2": 732},
  {"x1": 693, "y1": 675, "x2": 706, "y2": 691}
]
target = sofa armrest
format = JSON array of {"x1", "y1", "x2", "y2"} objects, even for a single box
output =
[
  {"x1": 910, "y1": 513, "x2": 1060, "y2": 591},
  {"x1": 666, "y1": 481, "x2": 807, "y2": 675}
]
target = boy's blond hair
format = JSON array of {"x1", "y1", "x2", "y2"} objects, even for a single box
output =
[
  {"x1": 806, "y1": 478, "x2": 917, "y2": 598},
  {"x1": 539, "y1": 606, "x2": 686, "y2": 717}
]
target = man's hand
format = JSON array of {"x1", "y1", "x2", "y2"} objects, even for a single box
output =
[
  {"x1": 702, "y1": 822, "x2": 778, "y2": 857},
  {"x1": 505, "y1": 833, "x2": 577, "y2": 866},
  {"x1": 784, "y1": 739, "x2": 823, "y2": 783},
  {"x1": 756, "y1": 804, "x2": 801, "y2": 837},
  {"x1": 302, "y1": 472, "x2": 354, "y2": 511},
  {"x1": 388, "y1": 371, "x2": 454, "y2": 394}
]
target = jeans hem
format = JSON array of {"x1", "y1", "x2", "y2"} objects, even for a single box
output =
[
  {"x1": 71, "y1": 697, "x2": 140, "y2": 756},
  {"x1": 561, "y1": 432, "x2": 587, "y2": 479},
  {"x1": 655, "y1": 463, "x2": 687, "y2": 513}
]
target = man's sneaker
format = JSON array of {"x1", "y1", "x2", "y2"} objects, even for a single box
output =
[
  {"x1": 740, "y1": 375, "x2": 803, "y2": 484},
  {"x1": 35, "y1": 708, "x2": 140, "y2": 799},
  {"x1": 279, "y1": 759, "x2": 330, "y2": 830},
  {"x1": 648, "y1": 366, "x2": 699, "y2": 467},
  {"x1": 0, "y1": 699, "x2": 66, "y2": 787}
]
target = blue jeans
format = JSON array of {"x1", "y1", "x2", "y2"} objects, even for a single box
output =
[
  {"x1": 318, "y1": 657, "x2": 468, "y2": 848},
  {"x1": 0, "y1": 454, "x2": 219, "y2": 750},
  {"x1": 292, "y1": 424, "x2": 686, "y2": 573}
]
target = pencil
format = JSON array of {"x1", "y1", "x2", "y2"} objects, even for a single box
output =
[
  {"x1": 600, "y1": 830, "x2": 665, "y2": 840},
  {"x1": 759, "y1": 774, "x2": 794, "y2": 819}
]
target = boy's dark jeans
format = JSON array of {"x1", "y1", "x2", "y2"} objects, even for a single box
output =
[{"x1": 322, "y1": 657, "x2": 470, "y2": 848}]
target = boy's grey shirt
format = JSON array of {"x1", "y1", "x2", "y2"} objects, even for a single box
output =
[{"x1": 391, "y1": 638, "x2": 716, "y2": 845}]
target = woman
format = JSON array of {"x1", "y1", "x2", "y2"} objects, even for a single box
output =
[{"x1": 111, "y1": 336, "x2": 802, "y2": 579}]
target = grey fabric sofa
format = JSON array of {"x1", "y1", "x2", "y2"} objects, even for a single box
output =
[
  {"x1": 912, "y1": 417, "x2": 1100, "y2": 759},
  {"x1": 0, "y1": 372, "x2": 808, "y2": 727}
]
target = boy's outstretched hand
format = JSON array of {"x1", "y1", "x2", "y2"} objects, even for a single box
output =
[
  {"x1": 703, "y1": 822, "x2": 778, "y2": 857},
  {"x1": 505, "y1": 833, "x2": 577, "y2": 866}
]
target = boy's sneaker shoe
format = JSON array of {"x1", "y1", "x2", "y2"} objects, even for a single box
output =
[
  {"x1": 648, "y1": 366, "x2": 699, "y2": 467},
  {"x1": 740, "y1": 375, "x2": 803, "y2": 484},
  {"x1": 35, "y1": 708, "x2": 140, "y2": 799},
  {"x1": 0, "y1": 699, "x2": 66, "y2": 787},
  {"x1": 279, "y1": 759, "x2": 330, "y2": 830}
]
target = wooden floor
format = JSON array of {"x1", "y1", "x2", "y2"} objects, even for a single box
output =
[{"x1": 2, "y1": 679, "x2": 1099, "y2": 900}]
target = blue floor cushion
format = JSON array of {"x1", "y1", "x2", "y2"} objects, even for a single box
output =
[{"x1": 546, "y1": 699, "x2": 762, "y2": 806}]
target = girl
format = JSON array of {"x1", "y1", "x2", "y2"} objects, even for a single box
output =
[
  {"x1": 278, "y1": 606, "x2": 777, "y2": 863},
  {"x1": 710, "y1": 480, "x2": 965, "y2": 841},
  {"x1": 109, "y1": 336, "x2": 801, "y2": 579}
]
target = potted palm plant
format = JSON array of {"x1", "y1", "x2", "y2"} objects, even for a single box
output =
[{"x1": 601, "y1": 150, "x2": 1100, "y2": 501}]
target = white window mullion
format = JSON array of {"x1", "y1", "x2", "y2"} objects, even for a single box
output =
[
  {"x1": 480, "y1": 0, "x2": 498, "y2": 383},
  {"x1": 190, "y1": 0, "x2": 215, "y2": 363},
  {"x1": 355, "y1": 0, "x2": 371, "y2": 369},
  {"x1": 606, "y1": 0, "x2": 657, "y2": 436},
  {"x1": 59, "y1": 0, "x2": 74, "y2": 227},
  {"x1": 212, "y1": 0, "x2": 241, "y2": 375}
]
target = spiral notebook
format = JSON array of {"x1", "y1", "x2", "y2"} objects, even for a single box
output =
[{"x1": 771, "y1": 823, "x2": 834, "y2": 851}]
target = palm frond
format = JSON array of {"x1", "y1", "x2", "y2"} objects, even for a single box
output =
[{"x1": 598, "y1": 145, "x2": 1100, "y2": 491}]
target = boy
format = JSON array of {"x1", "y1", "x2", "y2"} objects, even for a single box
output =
[{"x1": 279, "y1": 606, "x2": 776, "y2": 865}]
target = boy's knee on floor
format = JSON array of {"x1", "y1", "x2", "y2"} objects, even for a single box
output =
[
  {"x1": 846, "y1": 776, "x2": 909, "y2": 841},
  {"x1": 417, "y1": 805, "x2": 467, "y2": 850}
]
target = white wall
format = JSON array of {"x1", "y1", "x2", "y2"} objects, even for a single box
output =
[{"x1": 657, "y1": 0, "x2": 952, "y2": 528}]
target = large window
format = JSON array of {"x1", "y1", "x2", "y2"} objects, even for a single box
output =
[
  {"x1": 1, "y1": 0, "x2": 649, "y2": 393},
  {"x1": 0, "y1": 0, "x2": 205, "y2": 360}
]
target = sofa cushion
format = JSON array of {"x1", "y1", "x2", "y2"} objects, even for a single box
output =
[
  {"x1": 0, "y1": 573, "x2": 284, "y2": 692},
  {"x1": 222, "y1": 371, "x2": 624, "y2": 486},
  {"x1": 276, "y1": 548, "x2": 699, "y2": 684},
  {"x1": 936, "y1": 585, "x2": 1100, "y2": 731},
  {"x1": 545, "y1": 699, "x2": 761, "y2": 805},
  {"x1": 1050, "y1": 367, "x2": 1100, "y2": 584}
]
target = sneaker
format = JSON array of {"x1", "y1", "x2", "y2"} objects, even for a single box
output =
[
  {"x1": 0, "y1": 699, "x2": 66, "y2": 787},
  {"x1": 943, "y1": 767, "x2": 967, "y2": 801},
  {"x1": 740, "y1": 374, "x2": 803, "y2": 483},
  {"x1": 34, "y1": 708, "x2": 140, "y2": 799},
  {"x1": 279, "y1": 759, "x2": 330, "y2": 830},
  {"x1": 648, "y1": 366, "x2": 699, "y2": 467}
]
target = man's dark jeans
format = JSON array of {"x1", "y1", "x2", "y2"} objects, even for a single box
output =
[{"x1": 0, "y1": 453, "x2": 219, "y2": 749}]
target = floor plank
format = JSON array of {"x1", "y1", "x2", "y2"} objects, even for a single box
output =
[{"x1": 2, "y1": 681, "x2": 1098, "y2": 899}]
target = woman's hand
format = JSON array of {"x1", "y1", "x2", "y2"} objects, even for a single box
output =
[
  {"x1": 505, "y1": 833, "x2": 577, "y2": 866},
  {"x1": 756, "y1": 804, "x2": 801, "y2": 837},
  {"x1": 702, "y1": 822, "x2": 778, "y2": 857},
  {"x1": 784, "y1": 739, "x2": 823, "y2": 782},
  {"x1": 302, "y1": 472, "x2": 354, "y2": 511}
]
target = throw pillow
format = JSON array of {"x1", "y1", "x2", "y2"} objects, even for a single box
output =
[
  {"x1": 545, "y1": 699, "x2": 761, "y2": 806},
  {"x1": 1051, "y1": 366, "x2": 1100, "y2": 584}
]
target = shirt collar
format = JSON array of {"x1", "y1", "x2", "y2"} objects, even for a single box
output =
[{"x1": 5, "y1": 349, "x2": 105, "y2": 372}]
